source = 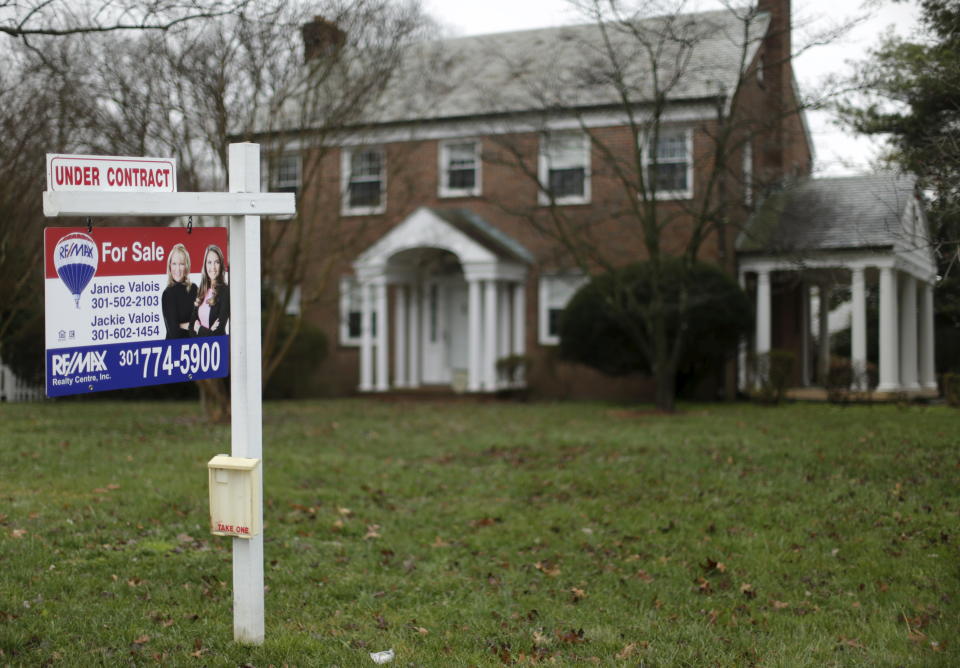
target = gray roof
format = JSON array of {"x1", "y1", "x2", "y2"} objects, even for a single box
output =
[
  {"x1": 430, "y1": 208, "x2": 534, "y2": 264},
  {"x1": 273, "y1": 8, "x2": 771, "y2": 132},
  {"x1": 376, "y1": 9, "x2": 769, "y2": 124},
  {"x1": 736, "y1": 173, "x2": 919, "y2": 254}
]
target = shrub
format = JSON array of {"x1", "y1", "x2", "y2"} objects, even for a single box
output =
[
  {"x1": 943, "y1": 372, "x2": 960, "y2": 407},
  {"x1": 559, "y1": 259, "x2": 752, "y2": 383},
  {"x1": 752, "y1": 349, "x2": 795, "y2": 404},
  {"x1": 265, "y1": 319, "x2": 328, "y2": 399}
]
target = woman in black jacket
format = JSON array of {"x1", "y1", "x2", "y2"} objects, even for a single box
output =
[
  {"x1": 161, "y1": 243, "x2": 198, "y2": 339},
  {"x1": 192, "y1": 244, "x2": 229, "y2": 337}
]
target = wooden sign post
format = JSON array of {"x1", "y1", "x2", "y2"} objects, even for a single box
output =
[{"x1": 43, "y1": 143, "x2": 295, "y2": 644}]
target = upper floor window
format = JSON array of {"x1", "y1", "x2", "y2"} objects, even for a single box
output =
[
  {"x1": 439, "y1": 140, "x2": 481, "y2": 197},
  {"x1": 274, "y1": 154, "x2": 300, "y2": 194},
  {"x1": 262, "y1": 153, "x2": 300, "y2": 199},
  {"x1": 742, "y1": 140, "x2": 753, "y2": 206},
  {"x1": 539, "y1": 132, "x2": 590, "y2": 205},
  {"x1": 643, "y1": 127, "x2": 693, "y2": 200},
  {"x1": 538, "y1": 273, "x2": 588, "y2": 345},
  {"x1": 342, "y1": 147, "x2": 385, "y2": 215}
]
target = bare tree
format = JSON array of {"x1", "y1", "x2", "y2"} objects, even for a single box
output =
[
  {"x1": 478, "y1": 0, "x2": 811, "y2": 410},
  {"x1": 135, "y1": 0, "x2": 434, "y2": 418},
  {"x1": 0, "y1": 0, "x2": 250, "y2": 38}
]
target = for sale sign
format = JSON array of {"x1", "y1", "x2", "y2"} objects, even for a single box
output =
[
  {"x1": 47, "y1": 154, "x2": 177, "y2": 192},
  {"x1": 44, "y1": 227, "x2": 229, "y2": 397}
]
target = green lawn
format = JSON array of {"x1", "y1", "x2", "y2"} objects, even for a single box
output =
[{"x1": 0, "y1": 399, "x2": 957, "y2": 666}]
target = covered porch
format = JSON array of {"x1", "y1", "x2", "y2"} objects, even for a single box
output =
[
  {"x1": 736, "y1": 173, "x2": 938, "y2": 398},
  {"x1": 352, "y1": 207, "x2": 533, "y2": 393}
]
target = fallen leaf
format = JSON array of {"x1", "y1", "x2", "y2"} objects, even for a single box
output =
[
  {"x1": 127, "y1": 578, "x2": 142, "y2": 587},
  {"x1": 107, "y1": 483, "x2": 120, "y2": 490},
  {"x1": 556, "y1": 628, "x2": 586, "y2": 644},
  {"x1": 570, "y1": 587, "x2": 586, "y2": 601},
  {"x1": 772, "y1": 600, "x2": 790, "y2": 610},
  {"x1": 532, "y1": 630, "x2": 549, "y2": 646},
  {"x1": 615, "y1": 643, "x2": 637, "y2": 659},
  {"x1": 837, "y1": 636, "x2": 864, "y2": 649},
  {"x1": 431, "y1": 536, "x2": 449, "y2": 548},
  {"x1": 133, "y1": 634, "x2": 150, "y2": 645},
  {"x1": 364, "y1": 524, "x2": 382, "y2": 540},
  {"x1": 740, "y1": 583, "x2": 756, "y2": 598},
  {"x1": 414, "y1": 626, "x2": 428, "y2": 635},
  {"x1": 636, "y1": 570, "x2": 654, "y2": 583},
  {"x1": 534, "y1": 561, "x2": 561, "y2": 577},
  {"x1": 10, "y1": 529, "x2": 27, "y2": 539}
]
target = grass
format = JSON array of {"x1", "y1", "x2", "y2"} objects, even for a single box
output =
[{"x1": 0, "y1": 398, "x2": 957, "y2": 666}]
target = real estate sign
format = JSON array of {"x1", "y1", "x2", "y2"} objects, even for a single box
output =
[{"x1": 44, "y1": 226, "x2": 229, "y2": 397}]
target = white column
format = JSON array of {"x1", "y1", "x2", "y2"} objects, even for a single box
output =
[
  {"x1": 512, "y1": 282, "x2": 526, "y2": 386},
  {"x1": 227, "y1": 142, "x2": 264, "y2": 645},
  {"x1": 851, "y1": 267, "x2": 867, "y2": 389},
  {"x1": 375, "y1": 279, "x2": 389, "y2": 392},
  {"x1": 394, "y1": 285, "x2": 407, "y2": 388},
  {"x1": 877, "y1": 267, "x2": 900, "y2": 392},
  {"x1": 800, "y1": 282, "x2": 811, "y2": 386},
  {"x1": 359, "y1": 281, "x2": 373, "y2": 392},
  {"x1": 483, "y1": 279, "x2": 498, "y2": 391},
  {"x1": 817, "y1": 284, "x2": 832, "y2": 386},
  {"x1": 467, "y1": 278, "x2": 482, "y2": 392},
  {"x1": 899, "y1": 274, "x2": 919, "y2": 390},
  {"x1": 755, "y1": 270, "x2": 771, "y2": 387},
  {"x1": 408, "y1": 284, "x2": 420, "y2": 388},
  {"x1": 498, "y1": 284, "x2": 511, "y2": 388},
  {"x1": 919, "y1": 281, "x2": 937, "y2": 390},
  {"x1": 738, "y1": 272, "x2": 747, "y2": 391}
]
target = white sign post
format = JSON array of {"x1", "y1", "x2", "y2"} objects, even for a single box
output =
[{"x1": 43, "y1": 143, "x2": 294, "y2": 645}]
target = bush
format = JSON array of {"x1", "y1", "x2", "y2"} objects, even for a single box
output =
[
  {"x1": 264, "y1": 319, "x2": 328, "y2": 399},
  {"x1": 943, "y1": 372, "x2": 960, "y2": 407},
  {"x1": 559, "y1": 259, "x2": 752, "y2": 383},
  {"x1": 825, "y1": 356, "x2": 876, "y2": 404},
  {"x1": 752, "y1": 349, "x2": 795, "y2": 404}
]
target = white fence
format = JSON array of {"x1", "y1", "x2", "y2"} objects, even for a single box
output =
[{"x1": 0, "y1": 361, "x2": 43, "y2": 402}]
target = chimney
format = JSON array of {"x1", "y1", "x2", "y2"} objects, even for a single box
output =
[
  {"x1": 756, "y1": 0, "x2": 799, "y2": 180},
  {"x1": 757, "y1": 0, "x2": 791, "y2": 100},
  {"x1": 302, "y1": 16, "x2": 346, "y2": 62}
]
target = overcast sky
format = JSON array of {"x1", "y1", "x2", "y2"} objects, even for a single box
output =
[{"x1": 424, "y1": 0, "x2": 922, "y2": 177}]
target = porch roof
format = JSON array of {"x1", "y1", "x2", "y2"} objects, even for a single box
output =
[{"x1": 736, "y1": 172, "x2": 920, "y2": 255}]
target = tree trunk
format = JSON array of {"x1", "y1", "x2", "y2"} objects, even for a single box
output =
[
  {"x1": 198, "y1": 378, "x2": 230, "y2": 423},
  {"x1": 653, "y1": 360, "x2": 677, "y2": 412}
]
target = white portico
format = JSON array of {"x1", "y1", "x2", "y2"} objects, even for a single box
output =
[
  {"x1": 736, "y1": 173, "x2": 938, "y2": 397},
  {"x1": 352, "y1": 207, "x2": 532, "y2": 393}
]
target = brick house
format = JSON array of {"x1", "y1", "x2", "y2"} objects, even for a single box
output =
[{"x1": 257, "y1": 0, "x2": 929, "y2": 399}]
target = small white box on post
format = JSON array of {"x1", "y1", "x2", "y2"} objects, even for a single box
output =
[{"x1": 208, "y1": 455, "x2": 262, "y2": 539}]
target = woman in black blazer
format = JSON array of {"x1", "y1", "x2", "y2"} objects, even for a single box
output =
[
  {"x1": 162, "y1": 243, "x2": 198, "y2": 339},
  {"x1": 192, "y1": 244, "x2": 230, "y2": 337}
]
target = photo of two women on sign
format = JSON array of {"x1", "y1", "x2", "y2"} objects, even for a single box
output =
[{"x1": 162, "y1": 243, "x2": 229, "y2": 339}]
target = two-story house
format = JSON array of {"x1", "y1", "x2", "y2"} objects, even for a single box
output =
[{"x1": 255, "y1": 0, "x2": 935, "y2": 400}]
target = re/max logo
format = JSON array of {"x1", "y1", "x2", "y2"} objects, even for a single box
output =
[
  {"x1": 58, "y1": 243, "x2": 94, "y2": 259},
  {"x1": 51, "y1": 350, "x2": 107, "y2": 375}
]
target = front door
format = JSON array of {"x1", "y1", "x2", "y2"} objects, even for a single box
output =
[
  {"x1": 420, "y1": 277, "x2": 469, "y2": 386},
  {"x1": 421, "y1": 280, "x2": 449, "y2": 384}
]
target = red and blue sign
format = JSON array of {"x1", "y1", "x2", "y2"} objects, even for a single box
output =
[{"x1": 44, "y1": 226, "x2": 229, "y2": 397}]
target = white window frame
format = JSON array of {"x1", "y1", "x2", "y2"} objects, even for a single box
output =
[
  {"x1": 642, "y1": 127, "x2": 693, "y2": 200},
  {"x1": 743, "y1": 140, "x2": 753, "y2": 206},
  {"x1": 341, "y1": 146, "x2": 386, "y2": 216},
  {"x1": 438, "y1": 139, "x2": 481, "y2": 198},
  {"x1": 538, "y1": 273, "x2": 588, "y2": 346},
  {"x1": 538, "y1": 132, "x2": 590, "y2": 206}
]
